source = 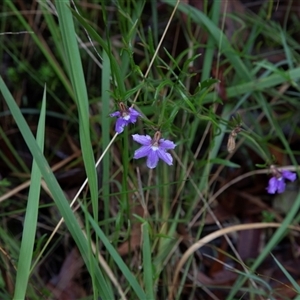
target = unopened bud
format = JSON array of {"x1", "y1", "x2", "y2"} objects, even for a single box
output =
[
  {"x1": 227, "y1": 126, "x2": 241, "y2": 153},
  {"x1": 227, "y1": 131, "x2": 237, "y2": 153}
]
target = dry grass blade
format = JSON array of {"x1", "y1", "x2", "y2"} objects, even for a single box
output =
[
  {"x1": 169, "y1": 222, "x2": 300, "y2": 299},
  {"x1": 0, "y1": 152, "x2": 81, "y2": 203}
]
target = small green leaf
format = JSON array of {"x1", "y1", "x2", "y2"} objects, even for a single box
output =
[{"x1": 209, "y1": 158, "x2": 240, "y2": 168}]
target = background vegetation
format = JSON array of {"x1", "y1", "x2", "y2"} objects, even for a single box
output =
[{"x1": 1, "y1": 0, "x2": 300, "y2": 299}]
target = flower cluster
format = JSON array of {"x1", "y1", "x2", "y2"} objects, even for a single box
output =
[
  {"x1": 267, "y1": 165, "x2": 296, "y2": 194},
  {"x1": 111, "y1": 103, "x2": 297, "y2": 191},
  {"x1": 110, "y1": 103, "x2": 176, "y2": 169}
]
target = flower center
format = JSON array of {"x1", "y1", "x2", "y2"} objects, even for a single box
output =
[
  {"x1": 121, "y1": 112, "x2": 130, "y2": 120},
  {"x1": 151, "y1": 144, "x2": 159, "y2": 151},
  {"x1": 151, "y1": 131, "x2": 162, "y2": 149}
]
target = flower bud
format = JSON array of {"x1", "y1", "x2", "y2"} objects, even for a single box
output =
[{"x1": 227, "y1": 131, "x2": 237, "y2": 153}]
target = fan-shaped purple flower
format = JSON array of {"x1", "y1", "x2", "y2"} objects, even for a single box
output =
[
  {"x1": 132, "y1": 131, "x2": 176, "y2": 169},
  {"x1": 110, "y1": 102, "x2": 140, "y2": 134},
  {"x1": 267, "y1": 168, "x2": 296, "y2": 194}
]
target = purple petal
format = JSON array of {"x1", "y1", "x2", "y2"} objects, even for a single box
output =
[
  {"x1": 282, "y1": 170, "x2": 297, "y2": 182},
  {"x1": 132, "y1": 134, "x2": 152, "y2": 146},
  {"x1": 128, "y1": 108, "x2": 141, "y2": 122},
  {"x1": 159, "y1": 139, "x2": 176, "y2": 150},
  {"x1": 128, "y1": 115, "x2": 139, "y2": 123},
  {"x1": 276, "y1": 178, "x2": 286, "y2": 193},
  {"x1": 133, "y1": 145, "x2": 152, "y2": 159},
  {"x1": 157, "y1": 149, "x2": 173, "y2": 165},
  {"x1": 267, "y1": 177, "x2": 278, "y2": 194},
  {"x1": 146, "y1": 150, "x2": 159, "y2": 169},
  {"x1": 115, "y1": 118, "x2": 127, "y2": 133},
  {"x1": 110, "y1": 111, "x2": 121, "y2": 117}
]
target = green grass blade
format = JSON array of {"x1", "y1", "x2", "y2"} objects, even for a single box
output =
[
  {"x1": 55, "y1": 1, "x2": 99, "y2": 219},
  {"x1": 87, "y1": 210, "x2": 147, "y2": 299},
  {"x1": 228, "y1": 192, "x2": 300, "y2": 298},
  {"x1": 0, "y1": 76, "x2": 113, "y2": 299},
  {"x1": 39, "y1": 1, "x2": 65, "y2": 62},
  {"x1": 203, "y1": 66, "x2": 300, "y2": 103},
  {"x1": 271, "y1": 254, "x2": 300, "y2": 294},
  {"x1": 0, "y1": 126, "x2": 29, "y2": 173},
  {"x1": 71, "y1": 9, "x2": 126, "y2": 97},
  {"x1": 201, "y1": 0, "x2": 220, "y2": 81},
  {"x1": 142, "y1": 222, "x2": 155, "y2": 300},
  {"x1": 164, "y1": 0, "x2": 251, "y2": 81},
  {"x1": 4, "y1": 0, "x2": 73, "y2": 98},
  {"x1": 54, "y1": 3, "x2": 104, "y2": 296},
  {"x1": 13, "y1": 87, "x2": 46, "y2": 300},
  {"x1": 101, "y1": 50, "x2": 111, "y2": 233}
]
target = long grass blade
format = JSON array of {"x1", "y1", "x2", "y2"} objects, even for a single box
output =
[
  {"x1": 13, "y1": 87, "x2": 46, "y2": 300},
  {"x1": 0, "y1": 76, "x2": 113, "y2": 299}
]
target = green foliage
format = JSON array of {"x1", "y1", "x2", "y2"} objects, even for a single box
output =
[{"x1": 0, "y1": 0, "x2": 300, "y2": 299}]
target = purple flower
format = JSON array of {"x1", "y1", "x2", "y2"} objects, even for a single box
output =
[
  {"x1": 132, "y1": 131, "x2": 176, "y2": 169},
  {"x1": 267, "y1": 168, "x2": 296, "y2": 194},
  {"x1": 110, "y1": 102, "x2": 141, "y2": 134}
]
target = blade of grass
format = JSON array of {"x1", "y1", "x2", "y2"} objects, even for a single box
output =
[
  {"x1": 164, "y1": 0, "x2": 251, "y2": 81},
  {"x1": 271, "y1": 253, "x2": 300, "y2": 294},
  {"x1": 1, "y1": 44, "x2": 71, "y2": 112},
  {"x1": 86, "y1": 207, "x2": 147, "y2": 299},
  {"x1": 71, "y1": 8, "x2": 125, "y2": 97},
  {"x1": 54, "y1": 2, "x2": 109, "y2": 297},
  {"x1": 101, "y1": 50, "x2": 111, "y2": 234},
  {"x1": 13, "y1": 87, "x2": 46, "y2": 300},
  {"x1": 228, "y1": 192, "x2": 300, "y2": 299},
  {"x1": 55, "y1": 0, "x2": 98, "y2": 219},
  {"x1": 203, "y1": 66, "x2": 300, "y2": 103},
  {"x1": 0, "y1": 76, "x2": 113, "y2": 299},
  {"x1": 0, "y1": 126, "x2": 29, "y2": 174},
  {"x1": 4, "y1": 0, "x2": 73, "y2": 98},
  {"x1": 142, "y1": 222, "x2": 155, "y2": 300},
  {"x1": 201, "y1": 0, "x2": 220, "y2": 81},
  {"x1": 38, "y1": 1, "x2": 65, "y2": 60}
]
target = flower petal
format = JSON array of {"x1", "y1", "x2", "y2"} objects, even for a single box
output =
[
  {"x1": 133, "y1": 145, "x2": 152, "y2": 159},
  {"x1": 157, "y1": 149, "x2": 173, "y2": 165},
  {"x1": 267, "y1": 177, "x2": 278, "y2": 194},
  {"x1": 115, "y1": 118, "x2": 127, "y2": 133},
  {"x1": 128, "y1": 108, "x2": 141, "y2": 122},
  {"x1": 110, "y1": 111, "x2": 121, "y2": 117},
  {"x1": 282, "y1": 170, "x2": 297, "y2": 182},
  {"x1": 277, "y1": 178, "x2": 286, "y2": 193},
  {"x1": 146, "y1": 150, "x2": 159, "y2": 169},
  {"x1": 159, "y1": 139, "x2": 176, "y2": 150},
  {"x1": 132, "y1": 134, "x2": 152, "y2": 146}
]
